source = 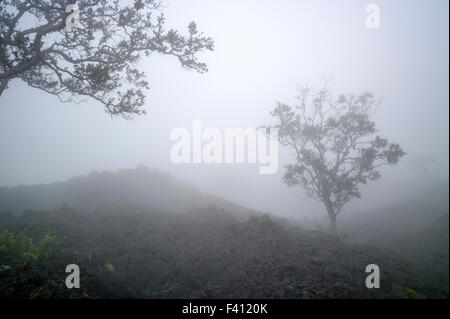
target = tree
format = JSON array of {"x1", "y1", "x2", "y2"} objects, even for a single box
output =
[
  {"x1": 267, "y1": 82, "x2": 405, "y2": 234},
  {"x1": 0, "y1": 0, "x2": 214, "y2": 118}
]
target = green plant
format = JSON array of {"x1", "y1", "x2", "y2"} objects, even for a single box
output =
[
  {"x1": 403, "y1": 288, "x2": 420, "y2": 299},
  {"x1": 36, "y1": 230, "x2": 59, "y2": 260},
  {"x1": 0, "y1": 230, "x2": 60, "y2": 264},
  {"x1": 0, "y1": 230, "x2": 36, "y2": 263},
  {"x1": 105, "y1": 263, "x2": 115, "y2": 273}
]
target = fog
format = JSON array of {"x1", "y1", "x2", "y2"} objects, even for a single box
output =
[
  {"x1": 0, "y1": 0, "x2": 448, "y2": 221},
  {"x1": 0, "y1": 0, "x2": 449, "y2": 302}
]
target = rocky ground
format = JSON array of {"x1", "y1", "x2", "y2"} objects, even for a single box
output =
[{"x1": 1, "y1": 206, "x2": 444, "y2": 299}]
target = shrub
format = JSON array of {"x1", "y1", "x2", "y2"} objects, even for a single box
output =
[{"x1": 0, "y1": 230, "x2": 59, "y2": 264}]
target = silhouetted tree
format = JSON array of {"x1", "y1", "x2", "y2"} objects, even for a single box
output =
[
  {"x1": 0, "y1": 0, "x2": 213, "y2": 118},
  {"x1": 267, "y1": 82, "x2": 405, "y2": 234}
]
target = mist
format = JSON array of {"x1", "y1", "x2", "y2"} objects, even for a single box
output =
[
  {"x1": 0, "y1": 0, "x2": 448, "y2": 301},
  {"x1": 0, "y1": 0, "x2": 448, "y2": 221}
]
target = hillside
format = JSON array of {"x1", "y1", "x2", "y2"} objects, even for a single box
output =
[
  {"x1": 0, "y1": 168, "x2": 448, "y2": 299},
  {"x1": 341, "y1": 192, "x2": 449, "y2": 298},
  {"x1": 0, "y1": 206, "x2": 439, "y2": 299},
  {"x1": 368, "y1": 214, "x2": 449, "y2": 297},
  {"x1": 0, "y1": 166, "x2": 253, "y2": 219},
  {"x1": 342, "y1": 187, "x2": 448, "y2": 238}
]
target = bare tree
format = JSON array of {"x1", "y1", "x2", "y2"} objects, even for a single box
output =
[
  {"x1": 267, "y1": 82, "x2": 405, "y2": 234},
  {"x1": 0, "y1": 0, "x2": 214, "y2": 118}
]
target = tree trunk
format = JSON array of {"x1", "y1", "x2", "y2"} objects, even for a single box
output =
[
  {"x1": 324, "y1": 199, "x2": 337, "y2": 235},
  {"x1": 0, "y1": 79, "x2": 8, "y2": 96},
  {"x1": 328, "y1": 213, "x2": 337, "y2": 235}
]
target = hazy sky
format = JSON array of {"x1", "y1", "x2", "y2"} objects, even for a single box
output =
[{"x1": 0, "y1": 0, "x2": 448, "y2": 219}]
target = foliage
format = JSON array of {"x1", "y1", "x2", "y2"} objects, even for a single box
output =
[
  {"x1": 36, "y1": 230, "x2": 59, "y2": 260},
  {"x1": 0, "y1": 230, "x2": 36, "y2": 263},
  {"x1": 266, "y1": 82, "x2": 405, "y2": 232},
  {"x1": 0, "y1": 229, "x2": 59, "y2": 264},
  {"x1": 105, "y1": 263, "x2": 115, "y2": 273},
  {"x1": 0, "y1": 0, "x2": 214, "y2": 117},
  {"x1": 403, "y1": 288, "x2": 420, "y2": 299}
]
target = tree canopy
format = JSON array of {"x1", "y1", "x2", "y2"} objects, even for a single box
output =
[
  {"x1": 0, "y1": 0, "x2": 214, "y2": 117},
  {"x1": 267, "y1": 83, "x2": 406, "y2": 233}
]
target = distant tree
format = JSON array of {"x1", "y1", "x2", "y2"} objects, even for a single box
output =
[
  {"x1": 0, "y1": 0, "x2": 213, "y2": 118},
  {"x1": 267, "y1": 82, "x2": 405, "y2": 234}
]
